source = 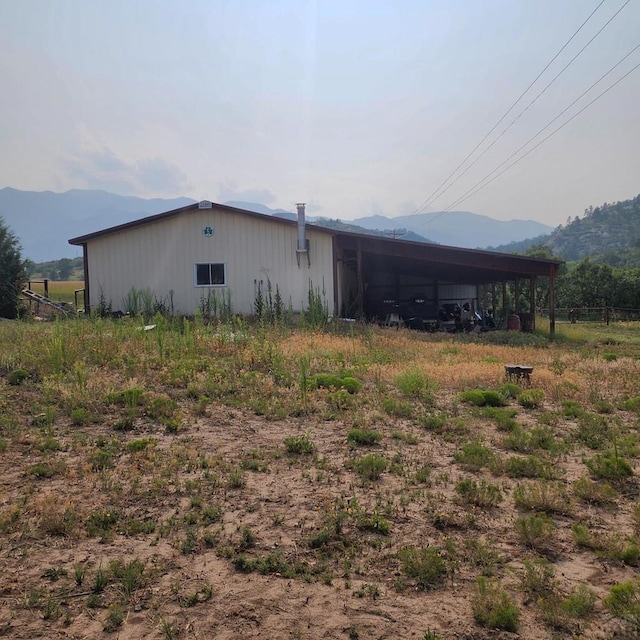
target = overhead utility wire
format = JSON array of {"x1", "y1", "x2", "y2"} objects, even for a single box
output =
[
  {"x1": 409, "y1": 0, "x2": 608, "y2": 217},
  {"x1": 418, "y1": 0, "x2": 632, "y2": 210},
  {"x1": 441, "y1": 59, "x2": 640, "y2": 213}
]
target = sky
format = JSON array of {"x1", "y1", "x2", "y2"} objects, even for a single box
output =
[{"x1": 1, "y1": 0, "x2": 639, "y2": 229}]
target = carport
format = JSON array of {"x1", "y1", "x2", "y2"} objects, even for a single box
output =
[{"x1": 331, "y1": 232, "x2": 563, "y2": 337}]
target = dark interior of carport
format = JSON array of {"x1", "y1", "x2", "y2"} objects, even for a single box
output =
[{"x1": 333, "y1": 233, "x2": 562, "y2": 336}]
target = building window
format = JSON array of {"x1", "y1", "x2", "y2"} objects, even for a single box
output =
[{"x1": 195, "y1": 263, "x2": 226, "y2": 286}]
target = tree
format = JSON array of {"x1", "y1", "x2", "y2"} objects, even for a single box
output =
[{"x1": 0, "y1": 216, "x2": 27, "y2": 318}]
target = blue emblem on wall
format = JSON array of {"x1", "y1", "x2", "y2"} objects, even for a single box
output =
[{"x1": 203, "y1": 226, "x2": 214, "y2": 237}]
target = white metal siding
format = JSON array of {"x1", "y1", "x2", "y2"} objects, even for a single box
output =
[{"x1": 86, "y1": 208, "x2": 335, "y2": 316}]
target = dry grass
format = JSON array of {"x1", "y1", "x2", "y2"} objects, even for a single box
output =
[{"x1": 1, "y1": 318, "x2": 640, "y2": 639}]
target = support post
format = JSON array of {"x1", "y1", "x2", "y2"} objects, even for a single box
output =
[
  {"x1": 356, "y1": 240, "x2": 364, "y2": 320},
  {"x1": 530, "y1": 276, "x2": 537, "y2": 332},
  {"x1": 502, "y1": 281, "x2": 508, "y2": 327},
  {"x1": 549, "y1": 265, "x2": 557, "y2": 340}
]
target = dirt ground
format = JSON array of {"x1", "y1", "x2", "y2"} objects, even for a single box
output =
[
  {"x1": 2, "y1": 325, "x2": 640, "y2": 639},
  {"x1": 1, "y1": 398, "x2": 638, "y2": 640}
]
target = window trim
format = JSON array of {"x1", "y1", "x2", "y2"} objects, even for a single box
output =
[{"x1": 194, "y1": 262, "x2": 227, "y2": 287}]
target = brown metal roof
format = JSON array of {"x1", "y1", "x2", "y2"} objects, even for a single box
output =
[{"x1": 68, "y1": 200, "x2": 562, "y2": 282}]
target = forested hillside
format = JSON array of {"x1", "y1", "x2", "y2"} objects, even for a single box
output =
[
  {"x1": 490, "y1": 194, "x2": 640, "y2": 268},
  {"x1": 548, "y1": 195, "x2": 640, "y2": 263}
]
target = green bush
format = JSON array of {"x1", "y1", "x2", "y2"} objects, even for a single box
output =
[
  {"x1": 459, "y1": 389, "x2": 506, "y2": 407},
  {"x1": 453, "y1": 441, "x2": 496, "y2": 471},
  {"x1": 455, "y1": 478, "x2": 502, "y2": 508},
  {"x1": 381, "y1": 397, "x2": 414, "y2": 418},
  {"x1": 7, "y1": 369, "x2": 29, "y2": 385},
  {"x1": 622, "y1": 397, "x2": 640, "y2": 414},
  {"x1": 352, "y1": 454, "x2": 387, "y2": 481},
  {"x1": 498, "y1": 383, "x2": 520, "y2": 399},
  {"x1": 562, "y1": 400, "x2": 584, "y2": 418},
  {"x1": 395, "y1": 368, "x2": 435, "y2": 401},
  {"x1": 517, "y1": 389, "x2": 545, "y2": 409},
  {"x1": 398, "y1": 546, "x2": 447, "y2": 590},
  {"x1": 572, "y1": 476, "x2": 618, "y2": 505},
  {"x1": 604, "y1": 581, "x2": 640, "y2": 634},
  {"x1": 472, "y1": 577, "x2": 519, "y2": 632},
  {"x1": 505, "y1": 455, "x2": 558, "y2": 480},
  {"x1": 515, "y1": 513, "x2": 555, "y2": 549},
  {"x1": 459, "y1": 389, "x2": 486, "y2": 406},
  {"x1": 347, "y1": 429, "x2": 382, "y2": 446},
  {"x1": 284, "y1": 432, "x2": 316, "y2": 455},
  {"x1": 482, "y1": 390, "x2": 508, "y2": 407},
  {"x1": 311, "y1": 374, "x2": 361, "y2": 394},
  {"x1": 585, "y1": 451, "x2": 633, "y2": 481},
  {"x1": 482, "y1": 406, "x2": 518, "y2": 431},
  {"x1": 575, "y1": 412, "x2": 610, "y2": 449},
  {"x1": 513, "y1": 481, "x2": 571, "y2": 515}
]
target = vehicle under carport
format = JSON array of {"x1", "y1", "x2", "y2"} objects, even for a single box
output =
[{"x1": 331, "y1": 232, "x2": 563, "y2": 337}]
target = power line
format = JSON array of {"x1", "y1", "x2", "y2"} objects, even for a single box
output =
[
  {"x1": 441, "y1": 59, "x2": 640, "y2": 213},
  {"x1": 418, "y1": 0, "x2": 632, "y2": 212},
  {"x1": 409, "y1": 0, "x2": 609, "y2": 218}
]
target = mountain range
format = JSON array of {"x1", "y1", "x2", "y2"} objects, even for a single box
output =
[{"x1": 0, "y1": 187, "x2": 554, "y2": 261}]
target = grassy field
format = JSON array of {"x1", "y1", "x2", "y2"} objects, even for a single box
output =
[{"x1": 1, "y1": 317, "x2": 640, "y2": 639}]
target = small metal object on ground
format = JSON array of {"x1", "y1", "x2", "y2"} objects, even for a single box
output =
[{"x1": 505, "y1": 365, "x2": 533, "y2": 385}]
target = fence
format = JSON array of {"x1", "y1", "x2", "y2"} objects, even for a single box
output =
[{"x1": 539, "y1": 307, "x2": 640, "y2": 324}]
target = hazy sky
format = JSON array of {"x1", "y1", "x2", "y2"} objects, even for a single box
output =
[{"x1": 1, "y1": 0, "x2": 638, "y2": 228}]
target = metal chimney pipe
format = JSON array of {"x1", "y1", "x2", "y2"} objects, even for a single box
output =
[{"x1": 296, "y1": 203, "x2": 307, "y2": 252}]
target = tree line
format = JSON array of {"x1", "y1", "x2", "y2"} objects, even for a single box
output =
[{"x1": 524, "y1": 246, "x2": 640, "y2": 313}]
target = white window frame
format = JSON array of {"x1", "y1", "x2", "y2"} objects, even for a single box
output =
[{"x1": 194, "y1": 262, "x2": 226, "y2": 287}]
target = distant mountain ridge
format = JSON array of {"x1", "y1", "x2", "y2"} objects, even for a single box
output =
[
  {"x1": 350, "y1": 211, "x2": 554, "y2": 249},
  {"x1": 0, "y1": 188, "x2": 554, "y2": 261},
  {"x1": 0, "y1": 187, "x2": 195, "y2": 261}
]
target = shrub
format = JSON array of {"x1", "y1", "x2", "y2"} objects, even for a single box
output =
[
  {"x1": 453, "y1": 441, "x2": 496, "y2": 471},
  {"x1": 482, "y1": 390, "x2": 508, "y2": 407},
  {"x1": 562, "y1": 399, "x2": 584, "y2": 418},
  {"x1": 284, "y1": 432, "x2": 316, "y2": 455},
  {"x1": 347, "y1": 429, "x2": 382, "y2": 446},
  {"x1": 459, "y1": 390, "x2": 486, "y2": 406},
  {"x1": 515, "y1": 513, "x2": 555, "y2": 549},
  {"x1": 517, "y1": 389, "x2": 545, "y2": 409},
  {"x1": 575, "y1": 412, "x2": 610, "y2": 449},
  {"x1": 146, "y1": 394, "x2": 177, "y2": 419},
  {"x1": 126, "y1": 437, "x2": 156, "y2": 453},
  {"x1": 382, "y1": 397, "x2": 414, "y2": 418},
  {"x1": 395, "y1": 368, "x2": 435, "y2": 402},
  {"x1": 482, "y1": 406, "x2": 518, "y2": 431},
  {"x1": 572, "y1": 476, "x2": 618, "y2": 505},
  {"x1": 504, "y1": 426, "x2": 559, "y2": 454},
  {"x1": 352, "y1": 454, "x2": 387, "y2": 481},
  {"x1": 498, "y1": 383, "x2": 520, "y2": 399},
  {"x1": 472, "y1": 577, "x2": 519, "y2": 632},
  {"x1": 460, "y1": 389, "x2": 506, "y2": 407},
  {"x1": 455, "y1": 478, "x2": 502, "y2": 508},
  {"x1": 70, "y1": 407, "x2": 92, "y2": 426},
  {"x1": 585, "y1": 451, "x2": 633, "y2": 481},
  {"x1": 505, "y1": 455, "x2": 558, "y2": 480},
  {"x1": 520, "y1": 557, "x2": 556, "y2": 600},
  {"x1": 311, "y1": 374, "x2": 361, "y2": 394},
  {"x1": 398, "y1": 546, "x2": 447, "y2": 590},
  {"x1": 7, "y1": 369, "x2": 29, "y2": 385},
  {"x1": 603, "y1": 581, "x2": 640, "y2": 634},
  {"x1": 418, "y1": 413, "x2": 447, "y2": 432},
  {"x1": 621, "y1": 397, "x2": 640, "y2": 414},
  {"x1": 513, "y1": 481, "x2": 571, "y2": 515}
]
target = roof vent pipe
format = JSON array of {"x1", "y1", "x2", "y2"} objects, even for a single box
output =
[
  {"x1": 296, "y1": 203, "x2": 307, "y2": 252},
  {"x1": 296, "y1": 202, "x2": 310, "y2": 267}
]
